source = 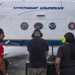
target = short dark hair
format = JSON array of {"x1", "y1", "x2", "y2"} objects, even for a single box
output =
[
  {"x1": 64, "y1": 32, "x2": 74, "y2": 43},
  {"x1": 34, "y1": 29, "x2": 41, "y2": 34},
  {"x1": 32, "y1": 29, "x2": 43, "y2": 37},
  {"x1": 0, "y1": 28, "x2": 4, "y2": 34}
]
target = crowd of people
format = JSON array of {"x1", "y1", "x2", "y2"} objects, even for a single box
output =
[
  {"x1": 0, "y1": 28, "x2": 75, "y2": 75},
  {"x1": 27, "y1": 29, "x2": 75, "y2": 75}
]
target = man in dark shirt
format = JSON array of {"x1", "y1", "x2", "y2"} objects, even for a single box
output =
[
  {"x1": 27, "y1": 29, "x2": 49, "y2": 75},
  {"x1": 55, "y1": 32, "x2": 75, "y2": 75}
]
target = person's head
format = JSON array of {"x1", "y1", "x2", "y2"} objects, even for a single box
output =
[
  {"x1": 62, "y1": 32, "x2": 74, "y2": 44},
  {"x1": 0, "y1": 28, "x2": 5, "y2": 42},
  {"x1": 32, "y1": 29, "x2": 43, "y2": 38}
]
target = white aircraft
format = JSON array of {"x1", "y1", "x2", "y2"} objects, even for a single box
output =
[{"x1": 0, "y1": 0, "x2": 75, "y2": 59}]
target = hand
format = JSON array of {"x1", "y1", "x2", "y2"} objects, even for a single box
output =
[
  {"x1": 56, "y1": 70, "x2": 60, "y2": 75},
  {"x1": 6, "y1": 73, "x2": 8, "y2": 75},
  {"x1": 57, "y1": 71, "x2": 60, "y2": 75}
]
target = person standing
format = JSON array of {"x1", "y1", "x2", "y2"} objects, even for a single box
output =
[
  {"x1": 27, "y1": 29, "x2": 49, "y2": 75},
  {"x1": 55, "y1": 32, "x2": 75, "y2": 75},
  {"x1": 0, "y1": 28, "x2": 6, "y2": 75}
]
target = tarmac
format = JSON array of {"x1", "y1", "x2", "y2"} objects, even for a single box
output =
[
  {"x1": 6, "y1": 55, "x2": 56, "y2": 75},
  {"x1": 6, "y1": 55, "x2": 29, "y2": 75}
]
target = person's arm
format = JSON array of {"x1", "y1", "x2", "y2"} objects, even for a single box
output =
[
  {"x1": 55, "y1": 57, "x2": 61, "y2": 75},
  {"x1": 46, "y1": 51, "x2": 48, "y2": 57},
  {"x1": 27, "y1": 41, "x2": 30, "y2": 51},
  {"x1": 0, "y1": 58, "x2": 3, "y2": 65},
  {"x1": 0, "y1": 59, "x2": 7, "y2": 75},
  {"x1": 55, "y1": 46, "x2": 63, "y2": 75},
  {"x1": 45, "y1": 41, "x2": 49, "y2": 58},
  {"x1": 0, "y1": 45, "x2": 7, "y2": 75}
]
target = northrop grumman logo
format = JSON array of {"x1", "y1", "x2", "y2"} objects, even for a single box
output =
[{"x1": 13, "y1": 6, "x2": 64, "y2": 10}]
